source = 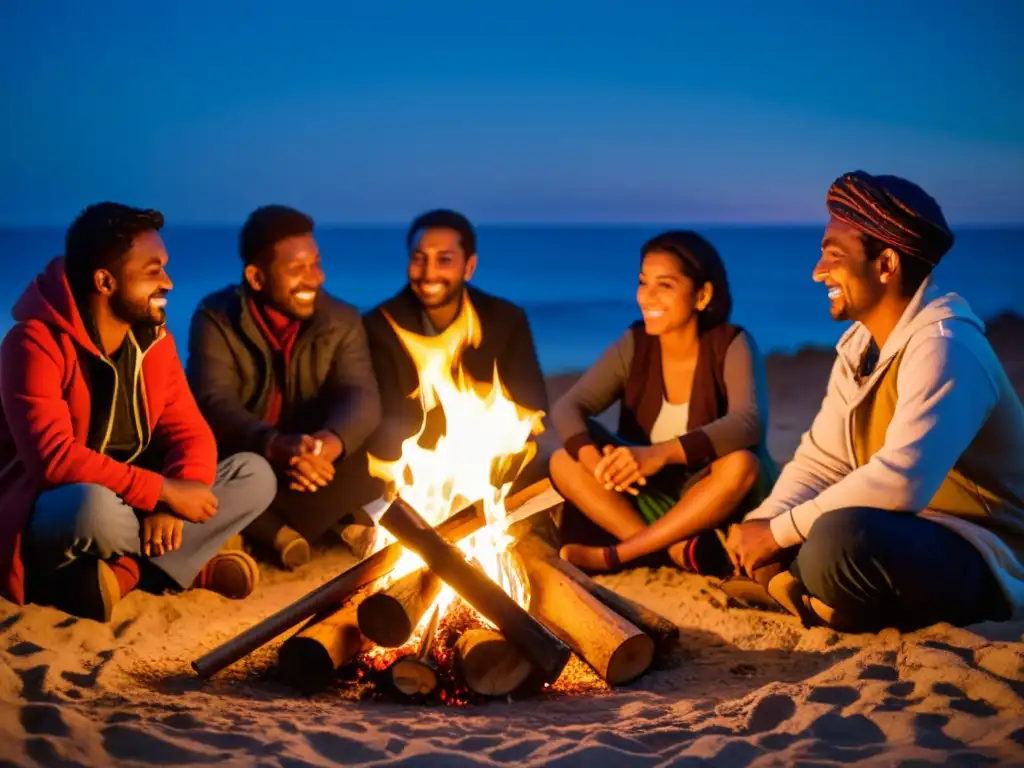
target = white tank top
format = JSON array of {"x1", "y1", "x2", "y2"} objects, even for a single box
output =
[{"x1": 648, "y1": 399, "x2": 691, "y2": 444}]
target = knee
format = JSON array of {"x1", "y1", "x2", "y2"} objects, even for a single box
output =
[
  {"x1": 220, "y1": 452, "x2": 278, "y2": 500},
  {"x1": 33, "y1": 483, "x2": 135, "y2": 556},
  {"x1": 711, "y1": 450, "x2": 760, "y2": 493},
  {"x1": 549, "y1": 449, "x2": 577, "y2": 486},
  {"x1": 795, "y1": 507, "x2": 880, "y2": 594}
]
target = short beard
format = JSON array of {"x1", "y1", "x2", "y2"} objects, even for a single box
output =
[{"x1": 111, "y1": 292, "x2": 164, "y2": 327}]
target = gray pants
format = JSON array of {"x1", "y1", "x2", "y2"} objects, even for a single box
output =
[{"x1": 27, "y1": 453, "x2": 276, "y2": 589}]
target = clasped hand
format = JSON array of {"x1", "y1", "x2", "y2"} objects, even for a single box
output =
[
  {"x1": 268, "y1": 432, "x2": 341, "y2": 492},
  {"x1": 592, "y1": 444, "x2": 668, "y2": 496}
]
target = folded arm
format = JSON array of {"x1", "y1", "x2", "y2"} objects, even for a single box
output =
[
  {"x1": 150, "y1": 334, "x2": 217, "y2": 485},
  {"x1": 676, "y1": 331, "x2": 768, "y2": 467},
  {"x1": 744, "y1": 356, "x2": 852, "y2": 523},
  {"x1": 320, "y1": 318, "x2": 382, "y2": 457},
  {"x1": 187, "y1": 308, "x2": 276, "y2": 458},
  {"x1": 551, "y1": 330, "x2": 633, "y2": 460}
]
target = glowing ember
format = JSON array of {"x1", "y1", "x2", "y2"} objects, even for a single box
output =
[{"x1": 367, "y1": 295, "x2": 544, "y2": 625}]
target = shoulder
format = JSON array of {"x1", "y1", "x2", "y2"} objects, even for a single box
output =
[
  {"x1": 1, "y1": 319, "x2": 64, "y2": 362},
  {"x1": 467, "y1": 286, "x2": 527, "y2": 323},
  {"x1": 314, "y1": 291, "x2": 362, "y2": 329},
  {"x1": 903, "y1": 319, "x2": 999, "y2": 383},
  {"x1": 193, "y1": 285, "x2": 243, "y2": 321}
]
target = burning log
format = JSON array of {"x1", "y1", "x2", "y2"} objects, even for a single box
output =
[
  {"x1": 192, "y1": 501, "x2": 485, "y2": 678},
  {"x1": 514, "y1": 536, "x2": 653, "y2": 685},
  {"x1": 514, "y1": 534, "x2": 679, "y2": 654},
  {"x1": 277, "y1": 592, "x2": 371, "y2": 694},
  {"x1": 357, "y1": 568, "x2": 443, "y2": 648},
  {"x1": 389, "y1": 606, "x2": 441, "y2": 697},
  {"x1": 380, "y1": 497, "x2": 572, "y2": 685},
  {"x1": 455, "y1": 628, "x2": 532, "y2": 697}
]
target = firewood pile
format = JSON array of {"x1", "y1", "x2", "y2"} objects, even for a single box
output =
[{"x1": 193, "y1": 480, "x2": 679, "y2": 703}]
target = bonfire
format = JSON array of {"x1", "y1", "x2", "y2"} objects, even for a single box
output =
[{"x1": 192, "y1": 295, "x2": 678, "y2": 703}]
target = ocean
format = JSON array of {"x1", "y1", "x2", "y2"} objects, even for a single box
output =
[{"x1": 1, "y1": 225, "x2": 1021, "y2": 374}]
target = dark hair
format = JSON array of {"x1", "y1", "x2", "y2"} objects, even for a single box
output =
[
  {"x1": 406, "y1": 209, "x2": 476, "y2": 256},
  {"x1": 641, "y1": 230, "x2": 733, "y2": 332},
  {"x1": 860, "y1": 234, "x2": 933, "y2": 298},
  {"x1": 239, "y1": 205, "x2": 314, "y2": 265},
  {"x1": 65, "y1": 202, "x2": 164, "y2": 295}
]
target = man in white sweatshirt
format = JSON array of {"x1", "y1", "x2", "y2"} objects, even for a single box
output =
[{"x1": 726, "y1": 170, "x2": 1023, "y2": 632}]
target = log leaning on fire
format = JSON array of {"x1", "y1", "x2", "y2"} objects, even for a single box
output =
[
  {"x1": 514, "y1": 535, "x2": 654, "y2": 685},
  {"x1": 191, "y1": 501, "x2": 486, "y2": 678},
  {"x1": 380, "y1": 497, "x2": 572, "y2": 685},
  {"x1": 455, "y1": 628, "x2": 532, "y2": 696},
  {"x1": 514, "y1": 534, "x2": 679, "y2": 654},
  {"x1": 358, "y1": 568, "x2": 443, "y2": 647},
  {"x1": 277, "y1": 591, "x2": 371, "y2": 694},
  {"x1": 389, "y1": 605, "x2": 441, "y2": 697}
]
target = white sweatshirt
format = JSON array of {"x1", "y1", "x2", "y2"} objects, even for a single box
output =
[{"x1": 747, "y1": 278, "x2": 1024, "y2": 617}]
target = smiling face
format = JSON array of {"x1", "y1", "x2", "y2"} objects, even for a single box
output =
[
  {"x1": 103, "y1": 230, "x2": 173, "y2": 327},
  {"x1": 636, "y1": 250, "x2": 710, "y2": 336},
  {"x1": 407, "y1": 226, "x2": 477, "y2": 310},
  {"x1": 245, "y1": 233, "x2": 324, "y2": 319},
  {"x1": 813, "y1": 218, "x2": 890, "y2": 323}
]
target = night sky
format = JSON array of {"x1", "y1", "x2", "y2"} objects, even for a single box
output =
[{"x1": 1, "y1": 0, "x2": 1021, "y2": 225}]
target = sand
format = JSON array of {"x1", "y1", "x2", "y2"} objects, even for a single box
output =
[{"x1": 2, "y1": 314, "x2": 1023, "y2": 767}]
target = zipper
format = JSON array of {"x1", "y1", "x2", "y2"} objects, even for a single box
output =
[
  {"x1": 98, "y1": 329, "x2": 163, "y2": 460},
  {"x1": 97, "y1": 356, "x2": 119, "y2": 456}
]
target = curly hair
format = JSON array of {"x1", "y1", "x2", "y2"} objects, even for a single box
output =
[
  {"x1": 239, "y1": 205, "x2": 315, "y2": 265},
  {"x1": 64, "y1": 202, "x2": 165, "y2": 295},
  {"x1": 406, "y1": 209, "x2": 476, "y2": 256},
  {"x1": 640, "y1": 230, "x2": 733, "y2": 332}
]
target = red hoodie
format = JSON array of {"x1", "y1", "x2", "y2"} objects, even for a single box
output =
[{"x1": 0, "y1": 257, "x2": 217, "y2": 604}]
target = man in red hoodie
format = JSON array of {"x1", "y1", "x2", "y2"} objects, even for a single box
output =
[{"x1": 0, "y1": 203, "x2": 277, "y2": 622}]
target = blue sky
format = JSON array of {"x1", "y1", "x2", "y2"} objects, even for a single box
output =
[{"x1": 1, "y1": 0, "x2": 1021, "y2": 225}]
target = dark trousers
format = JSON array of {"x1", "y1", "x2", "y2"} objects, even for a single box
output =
[
  {"x1": 792, "y1": 507, "x2": 1011, "y2": 632},
  {"x1": 245, "y1": 447, "x2": 384, "y2": 545}
]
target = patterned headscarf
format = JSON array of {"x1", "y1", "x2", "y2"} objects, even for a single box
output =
[{"x1": 826, "y1": 171, "x2": 954, "y2": 266}]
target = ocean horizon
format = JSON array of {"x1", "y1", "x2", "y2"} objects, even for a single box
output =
[{"x1": 2, "y1": 224, "x2": 1021, "y2": 374}]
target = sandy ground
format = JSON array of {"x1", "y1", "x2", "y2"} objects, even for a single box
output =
[{"x1": 2, "y1": 314, "x2": 1023, "y2": 767}]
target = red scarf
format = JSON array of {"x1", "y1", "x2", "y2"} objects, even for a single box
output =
[{"x1": 247, "y1": 297, "x2": 302, "y2": 427}]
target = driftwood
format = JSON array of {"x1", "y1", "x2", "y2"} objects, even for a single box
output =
[
  {"x1": 514, "y1": 536, "x2": 653, "y2": 685},
  {"x1": 357, "y1": 567, "x2": 443, "y2": 648},
  {"x1": 455, "y1": 628, "x2": 533, "y2": 696},
  {"x1": 192, "y1": 501, "x2": 485, "y2": 678},
  {"x1": 389, "y1": 606, "x2": 442, "y2": 697},
  {"x1": 514, "y1": 533, "x2": 679, "y2": 654},
  {"x1": 380, "y1": 497, "x2": 571, "y2": 684}
]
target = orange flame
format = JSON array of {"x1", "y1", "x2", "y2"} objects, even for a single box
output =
[{"x1": 367, "y1": 295, "x2": 544, "y2": 620}]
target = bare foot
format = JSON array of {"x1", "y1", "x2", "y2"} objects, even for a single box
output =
[
  {"x1": 559, "y1": 543, "x2": 615, "y2": 572},
  {"x1": 667, "y1": 539, "x2": 689, "y2": 570}
]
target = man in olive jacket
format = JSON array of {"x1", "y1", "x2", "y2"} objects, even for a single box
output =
[
  {"x1": 362, "y1": 209, "x2": 549, "y2": 493},
  {"x1": 187, "y1": 205, "x2": 381, "y2": 568}
]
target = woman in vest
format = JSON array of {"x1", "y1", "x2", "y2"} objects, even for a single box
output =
[{"x1": 550, "y1": 230, "x2": 776, "y2": 573}]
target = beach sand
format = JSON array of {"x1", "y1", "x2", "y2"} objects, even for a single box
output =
[{"x1": 2, "y1": 315, "x2": 1023, "y2": 767}]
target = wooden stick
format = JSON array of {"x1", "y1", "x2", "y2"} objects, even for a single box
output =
[
  {"x1": 277, "y1": 591, "x2": 371, "y2": 694},
  {"x1": 380, "y1": 498, "x2": 571, "y2": 684},
  {"x1": 192, "y1": 500, "x2": 485, "y2": 678},
  {"x1": 514, "y1": 540, "x2": 653, "y2": 685},
  {"x1": 514, "y1": 533, "x2": 679, "y2": 653},
  {"x1": 455, "y1": 628, "x2": 532, "y2": 697},
  {"x1": 390, "y1": 605, "x2": 441, "y2": 697},
  {"x1": 357, "y1": 567, "x2": 443, "y2": 648}
]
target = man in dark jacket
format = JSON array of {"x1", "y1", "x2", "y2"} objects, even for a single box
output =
[
  {"x1": 187, "y1": 206, "x2": 381, "y2": 569},
  {"x1": 362, "y1": 209, "x2": 549, "y2": 497}
]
